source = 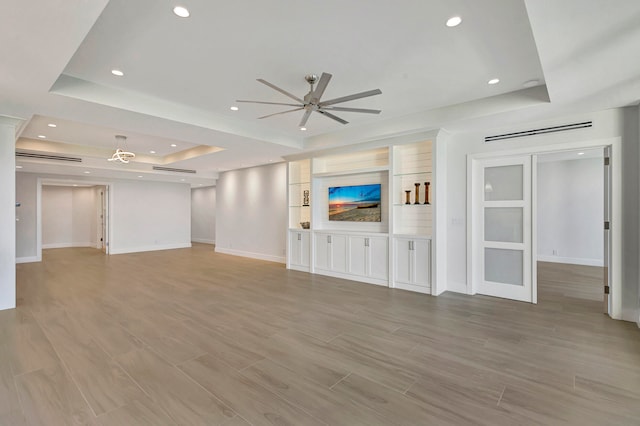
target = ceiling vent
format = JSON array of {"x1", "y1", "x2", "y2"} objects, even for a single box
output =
[
  {"x1": 152, "y1": 166, "x2": 196, "y2": 174},
  {"x1": 484, "y1": 121, "x2": 593, "y2": 143},
  {"x1": 16, "y1": 152, "x2": 82, "y2": 162}
]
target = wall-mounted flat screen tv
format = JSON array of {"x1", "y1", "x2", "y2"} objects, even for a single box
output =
[{"x1": 328, "y1": 184, "x2": 381, "y2": 222}]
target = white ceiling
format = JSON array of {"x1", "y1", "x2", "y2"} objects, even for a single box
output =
[{"x1": 2, "y1": 0, "x2": 640, "y2": 186}]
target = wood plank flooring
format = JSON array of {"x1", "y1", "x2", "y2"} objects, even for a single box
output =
[{"x1": 4, "y1": 244, "x2": 639, "y2": 425}]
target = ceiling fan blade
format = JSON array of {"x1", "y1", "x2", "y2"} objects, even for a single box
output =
[
  {"x1": 236, "y1": 100, "x2": 302, "y2": 107},
  {"x1": 322, "y1": 106, "x2": 381, "y2": 114},
  {"x1": 299, "y1": 109, "x2": 312, "y2": 127},
  {"x1": 319, "y1": 89, "x2": 382, "y2": 107},
  {"x1": 257, "y1": 79, "x2": 304, "y2": 103},
  {"x1": 311, "y1": 72, "x2": 332, "y2": 103},
  {"x1": 258, "y1": 107, "x2": 303, "y2": 119},
  {"x1": 317, "y1": 110, "x2": 349, "y2": 125}
]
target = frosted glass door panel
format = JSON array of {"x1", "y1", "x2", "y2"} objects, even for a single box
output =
[
  {"x1": 484, "y1": 165, "x2": 523, "y2": 201},
  {"x1": 484, "y1": 248, "x2": 523, "y2": 286},
  {"x1": 484, "y1": 207, "x2": 523, "y2": 243}
]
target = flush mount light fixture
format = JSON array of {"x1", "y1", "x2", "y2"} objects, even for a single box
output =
[
  {"x1": 173, "y1": 6, "x2": 190, "y2": 18},
  {"x1": 488, "y1": 78, "x2": 500, "y2": 85},
  {"x1": 108, "y1": 135, "x2": 136, "y2": 163},
  {"x1": 446, "y1": 16, "x2": 462, "y2": 27},
  {"x1": 47, "y1": 123, "x2": 57, "y2": 128},
  {"x1": 37, "y1": 135, "x2": 46, "y2": 139},
  {"x1": 230, "y1": 106, "x2": 239, "y2": 111},
  {"x1": 111, "y1": 69, "x2": 124, "y2": 77}
]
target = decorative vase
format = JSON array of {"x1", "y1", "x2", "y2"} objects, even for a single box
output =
[
  {"x1": 424, "y1": 182, "x2": 430, "y2": 205},
  {"x1": 414, "y1": 183, "x2": 420, "y2": 204},
  {"x1": 404, "y1": 190, "x2": 411, "y2": 205}
]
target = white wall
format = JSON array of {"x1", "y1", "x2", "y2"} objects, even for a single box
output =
[
  {"x1": 0, "y1": 120, "x2": 17, "y2": 310},
  {"x1": 42, "y1": 186, "x2": 98, "y2": 249},
  {"x1": 191, "y1": 186, "x2": 216, "y2": 244},
  {"x1": 537, "y1": 158, "x2": 603, "y2": 266},
  {"x1": 110, "y1": 180, "x2": 191, "y2": 254},
  {"x1": 216, "y1": 163, "x2": 287, "y2": 263},
  {"x1": 15, "y1": 173, "x2": 192, "y2": 258},
  {"x1": 445, "y1": 107, "x2": 639, "y2": 322},
  {"x1": 16, "y1": 173, "x2": 37, "y2": 261}
]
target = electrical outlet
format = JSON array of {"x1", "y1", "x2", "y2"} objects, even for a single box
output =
[{"x1": 552, "y1": 249, "x2": 558, "y2": 255}]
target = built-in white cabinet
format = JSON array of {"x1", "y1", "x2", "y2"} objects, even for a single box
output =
[
  {"x1": 288, "y1": 230, "x2": 310, "y2": 271},
  {"x1": 393, "y1": 236, "x2": 431, "y2": 293},
  {"x1": 314, "y1": 232, "x2": 388, "y2": 286},
  {"x1": 286, "y1": 136, "x2": 436, "y2": 294}
]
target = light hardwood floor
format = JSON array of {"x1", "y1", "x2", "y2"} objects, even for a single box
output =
[{"x1": 3, "y1": 244, "x2": 639, "y2": 425}]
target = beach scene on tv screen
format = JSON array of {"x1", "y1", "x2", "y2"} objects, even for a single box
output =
[{"x1": 328, "y1": 184, "x2": 381, "y2": 222}]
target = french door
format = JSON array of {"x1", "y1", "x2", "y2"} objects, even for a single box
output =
[{"x1": 477, "y1": 156, "x2": 532, "y2": 302}]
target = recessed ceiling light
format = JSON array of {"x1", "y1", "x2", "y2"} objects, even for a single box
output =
[
  {"x1": 111, "y1": 69, "x2": 124, "y2": 77},
  {"x1": 47, "y1": 123, "x2": 57, "y2": 128},
  {"x1": 577, "y1": 152, "x2": 585, "y2": 156},
  {"x1": 138, "y1": 175, "x2": 143, "y2": 178},
  {"x1": 73, "y1": 184, "x2": 78, "y2": 187},
  {"x1": 37, "y1": 135, "x2": 46, "y2": 139},
  {"x1": 181, "y1": 179, "x2": 185, "y2": 181},
  {"x1": 16, "y1": 165, "x2": 23, "y2": 169},
  {"x1": 300, "y1": 127, "x2": 307, "y2": 131},
  {"x1": 230, "y1": 106, "x2": 239, "y2": 111},
  {"x1": 150, "y1": 150, "x2": 156, "y2": 154},
  {"x1": 446, "y1": 16, "x2": 462, "y2": 27},
  {"x1": 170, "y1": 144, "x2": 177, "y2": 147},
  {"x1": 488, "y1": 78, "x2": 500, "y2": 85},
  {"x1": 173, "y1": 6, "x2": 190, "y2": 18},
  {"x1": 523, "y1": 79, "x2": 539, "y2": 88},
  {"x1": 199, "y1": 184, "x2": 203, "y2": 186},
  {"x1": 84, "y1": 171, "x2": 91, "y2": 174}
]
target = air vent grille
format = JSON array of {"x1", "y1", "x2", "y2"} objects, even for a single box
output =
[
  {"x1": 152, "y1": 166, "x2": 196, "y2": 174},
  {"x1": 16, "y1": 152, "x2": 82, "y2": 162},
  {"x1": 485, "y1": 121, "x2": 593, "y2": 143}
]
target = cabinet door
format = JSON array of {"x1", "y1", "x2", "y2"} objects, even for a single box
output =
[
  {"x1": 299, "y1": 232, "x2": 310, "y2": 267},
  {"x1": 315, "y1": 233, "x2": 330, "y2": 270},
  {"x1": 394, "y1": 238, "x2": 412, "y2": 284},
  {"x1": 289, "y1": 232, "x2": 302, "y2": 266},
  {"x1": 331, "y1": 234, "x2": 348, "y2": 273},
  {"x1": 413, "y1": 239, "x2": 431, "y2": 286},
  {"x1": 369, "y1": 237, "x2": 389, "y2": 280},
  {"x1": 348, "y1": 236, "x2": 367, "y2": 276}
]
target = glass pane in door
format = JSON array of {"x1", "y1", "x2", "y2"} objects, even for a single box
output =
[
  {"x1": 484, "y1": 248, "x2": 523, "y2": 286},
  {"x1": 484, "y1": 207, "x2": 523, "y2": 243},
  {"x1": 484, "y1": 165, "x2": 523, "y2": 201}
]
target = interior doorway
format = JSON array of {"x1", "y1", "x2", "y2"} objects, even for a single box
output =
[
  {"x1": 37, "y1": 179, "x2": 112, "y2": 259},
  {"x1": 535, "y1": 149, "x2": 604, "y2": 312},
  {"x1": 468, "y1": 138, "x2": 621, "y2": 318}
]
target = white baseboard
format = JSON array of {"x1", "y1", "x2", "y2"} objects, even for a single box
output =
[
  {"x1": 445, "y1": 281, "x2": 468, "y2": 295},
  {"x1": 191, "y1": 238, "x2": 215, "y2": 245},
  {"x1": 42, "y1": 242, "x2": 95, "y2": 249},
  {"x1": 215, "y1": 247, "x2": 285, "y2": 264},
  {"x1": 392, "y1": 281, "x2": 431, "y2": 295},
  {"x1": 537, "y1": 255, "x2": 604, "y2": 267},
  {"x1": 16, "y1": 256, "x2": 41, "y2": 264},
  {"x1": 109, "y1": 242, "x2": 192, "y2": 255}
]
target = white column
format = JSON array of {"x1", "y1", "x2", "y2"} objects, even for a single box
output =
[{"x1": 0, "y1": 116, "x2": 22, "y2": 310}]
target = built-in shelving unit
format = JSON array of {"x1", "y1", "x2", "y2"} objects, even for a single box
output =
[{"x1": 286, "y1": 138, "x2": 435, "y2": 294}]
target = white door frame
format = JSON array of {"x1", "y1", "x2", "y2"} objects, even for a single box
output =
[
  {"x1": 37, "y1": 178, "x2": 114, "y2": 260},
  {"x1": 467, "y1": 137, "x2": 622, "y2": 319}
]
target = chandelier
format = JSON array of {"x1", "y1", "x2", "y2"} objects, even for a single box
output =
[{"x1": 108, "y1": 135, "x2": 135, "y2": 163}]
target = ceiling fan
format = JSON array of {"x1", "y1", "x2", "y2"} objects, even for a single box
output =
[{"x1": 236, "y1": 72, "x2": 382, "y2": 127}]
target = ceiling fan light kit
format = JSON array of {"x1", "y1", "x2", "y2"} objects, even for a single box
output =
[{"x1": 236, "y1": 72, "x2": 382, "y2": 127}]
